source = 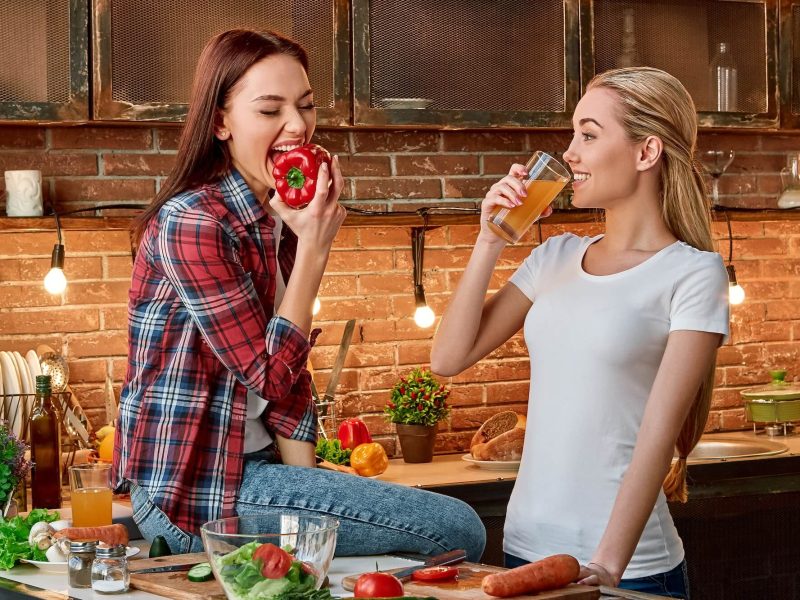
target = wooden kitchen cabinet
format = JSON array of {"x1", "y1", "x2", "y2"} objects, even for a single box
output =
[
  {"x1": 91, "y1": 0, "x2": 350, "y2": 124},
  {"x1": 780, "y1": 0, "x2": 800, "y2": 128},
  {"x1": 581, "y1": 0, "x2": 780, "y2": 128},
  {"x1": 351, "y1": 0, "x2": 583, "y2": 128},
  {"x1": 0, "y1": 0, "x2": 88, "y2": 122}
]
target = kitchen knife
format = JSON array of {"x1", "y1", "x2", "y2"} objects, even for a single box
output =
[
  {"x1": 389, "y1": 548, "x2": 467, "y2": 580},
  {"x1": 599, "y1": 585, "x2": 674, "y2": 599},
  {"x1": 130, "y1": 562, "x2": 202, "y2": 574}
]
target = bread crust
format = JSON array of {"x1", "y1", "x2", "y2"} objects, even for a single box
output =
[{"x1": 470, "y1": 411, "x2": 526, "y2": 461}]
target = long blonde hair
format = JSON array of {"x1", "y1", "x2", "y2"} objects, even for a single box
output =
[{"x1": 587, "y1": 67, "x2": 717, "y2": 502}]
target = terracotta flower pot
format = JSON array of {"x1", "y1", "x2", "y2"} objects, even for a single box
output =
[{"x1": 395, "y1": 423, "x2": 438, "y2": 463}]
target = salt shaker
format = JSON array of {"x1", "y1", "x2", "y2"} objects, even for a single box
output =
[
  {"x1": 91, "y1": 544, "x2": 129, "y2": 594},
  {"x1": 68, "y1": 541, "x2": 96, "y2": 588}
]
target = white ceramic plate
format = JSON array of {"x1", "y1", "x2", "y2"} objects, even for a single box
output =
[
  {"x1": 13, "y1": 351, "x2": 32, "y2": 396},
  {"x1": 461, "y1": 454, "x2": 521, "y2": 471},
  {"x1": 26, "y1": 350, "x2": 42, "y2": 380},
  {"x1": 21, "y1": 546, "x2": 141, "y2": 573},
  {"x1": 0, "y1": 351, "x2": 22, "y2": 437}
]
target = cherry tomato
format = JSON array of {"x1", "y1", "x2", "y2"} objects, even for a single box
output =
[
  {"x1": 253, "y1": 543, "x2": 292, "y2": 579},
  {"x1": 353, "y1": 572, "x2": 404, "y2": 598},
  {"x1": 411, "y1": 565, "x2": 459, "y2": 582}
]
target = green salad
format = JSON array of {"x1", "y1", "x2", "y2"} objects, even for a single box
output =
[
  {"x1": 0, "y1": 509, "x2": 60, "y2": 570},
  {"x1": 216, "y1": 541, "x2": 335, "y2": 600}
]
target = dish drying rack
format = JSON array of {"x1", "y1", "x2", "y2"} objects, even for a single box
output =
[{"x1": 0, "y1": 390, "x2": 94, "y2": 513}]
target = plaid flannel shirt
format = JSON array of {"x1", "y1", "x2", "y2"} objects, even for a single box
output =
[{"x1": 113, "y1": 169, "x2": 318, "y2": 535}]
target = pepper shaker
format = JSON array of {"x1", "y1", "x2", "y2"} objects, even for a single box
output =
[{"x1": 68, "y1": 540, "x2": 97, "y2": 588}]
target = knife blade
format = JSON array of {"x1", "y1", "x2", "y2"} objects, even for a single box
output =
[
  {"x1": 130, "y1": 562, "x2": 202, "y2": 575},
  {"x1": 391, "y1": 548, "x2": 467, "y2": 580},
  {"x1": 599, "y1": 585, "x2": 674, "y2": 599}
]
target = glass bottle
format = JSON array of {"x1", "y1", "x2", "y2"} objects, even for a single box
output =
[
  {"x1": 710, "y1": 42, "x2": 738, "y2": 112},
  {"x1": 29, "y1": 374, "x2": 62, "y2": 508},
  {"x1": 68, "y1": 540, "x2": 97, "y2": 588},
  {"x1": 91, "y1": 545, "x2": 130, "y2": 594}
]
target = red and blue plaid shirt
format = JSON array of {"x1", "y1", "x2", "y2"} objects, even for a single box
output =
[{"x1": 114, "y1": 169, "x2": 318, "y2": 535}]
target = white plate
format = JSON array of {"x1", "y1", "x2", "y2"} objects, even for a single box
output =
[
  {"x1": 0, "y1": 352, "x2": 22, "y2": 437},
  {"x1": 461, "y1": 454, "x2": 521, "y2": 471},
  {"x1": 20, "y1": 546, "x2": 141, "y2": 573},
  {"x1": 13, "y1": 351, "x2": 32, "y2": 396},
  {"x1": 26, "y1": 350, "x2": 42, "y2": 381}
]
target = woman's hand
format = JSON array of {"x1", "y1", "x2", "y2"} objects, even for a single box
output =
[
  {"x1": 477, "y1": 163, "x2": 552, "y2": 246},
  {"x1": 270, "y1": 155, "x2": 346, "y2": 250},
  {"x1": 577, "y1": 562, "x2": 621, "y2": 587}
]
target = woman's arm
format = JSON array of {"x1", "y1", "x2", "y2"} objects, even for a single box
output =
[
  {"x1": 579, "y1": 330, "x2": 721, "y2": 586},
  {"x1": 431, "y1": 164, "x2": 537, "y2": 376}
]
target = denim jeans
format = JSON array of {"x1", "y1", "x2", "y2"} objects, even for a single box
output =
[
  {"x1": 504, "y1": 553, "x2": 690, "y2": 599},
  {"x1": 130, "y1": 452, "x2": 487, "y2": 561}
]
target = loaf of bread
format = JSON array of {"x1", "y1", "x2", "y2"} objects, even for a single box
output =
[{"x1": 470, "y1": 410, "x2": 526, "y2": 461}]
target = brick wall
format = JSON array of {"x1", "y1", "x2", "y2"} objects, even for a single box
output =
[{"x1": 0, "y1": 125, "x2": 799, "y2": 456}]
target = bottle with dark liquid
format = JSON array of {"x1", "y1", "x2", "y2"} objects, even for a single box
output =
[{"x1": 30, "y1": 374, "x2": 62, "y2": 508}]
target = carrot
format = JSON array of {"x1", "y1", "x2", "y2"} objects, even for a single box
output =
[
  {"x1": 53, "y1": 524, "x2": 129, "y2": 547},
  {"x1": 481, "y1": 554, "x2": 580, "y2": 597}
]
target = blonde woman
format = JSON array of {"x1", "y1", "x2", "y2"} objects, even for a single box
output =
[{"x1": 432, "y1": 67, "x2": 729, "y2": 598}]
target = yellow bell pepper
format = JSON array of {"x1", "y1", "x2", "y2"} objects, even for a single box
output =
[{"x1": 349, "y1": 442, "x2": 389, "y2": 477}]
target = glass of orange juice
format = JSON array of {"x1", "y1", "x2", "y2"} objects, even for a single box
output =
[
  {"x1": 486, "y1": 151, "x2": 571, "y2": 244},
  {"x1": 69, "y1": 464, "x2": 113, "y2": 528}
]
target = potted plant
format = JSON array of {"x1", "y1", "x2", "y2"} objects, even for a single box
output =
[
  {"x1": 0, "y1": 424, "x2": 31, "y2": 518},
  {"x1": 384, "y1": 367, "x2": 451, "y2": 463}
]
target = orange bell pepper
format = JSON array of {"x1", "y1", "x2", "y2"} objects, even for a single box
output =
[{"x1": 349, "y1": 442, "x2": 389, "y2": 477}]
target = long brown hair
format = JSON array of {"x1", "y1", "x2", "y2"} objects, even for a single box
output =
[
  {"x1": 131, "y1": 29, "x2": 309, "y2": 247},
  {"x1": 588, "y1": 67, "x2": 718, "y2": 502}
]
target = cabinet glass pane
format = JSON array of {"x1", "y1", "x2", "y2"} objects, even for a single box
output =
[
  {"x1": 109, "y1": 0, "x2": 334, "y2": 109},
  {"x1": 593, "y1": 0, "x2": 767, "y2": 114},
  {"x1": 368, "y1": 0, "x2": 565, "y2": 112},
  {"x1": 0, "y1": 0, "x2": 70, "y2": 103},
  {"x1": 793, "y1": 4, "x2": 800, "y2": 114}
]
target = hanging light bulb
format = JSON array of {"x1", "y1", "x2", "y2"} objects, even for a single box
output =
[
  {"x1": 726, "y1": 265, "x2": 745, "y2": 305},
  {"x1": 414, "y1": 284, "x2": 436, "y2": 328},
  {"x1": 312, "y1": 296, "x2": 321, "y2": 316},
  {"x1": 411, "y1": 224, "x2": 436, "y2": 328},
  {"x1": 44, "y1": 242, "x2": 66, "y2": 294}
]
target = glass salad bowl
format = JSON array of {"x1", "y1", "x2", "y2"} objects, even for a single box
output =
[{"x1": 200, "y1": 515, "x2": 339, "y2": 600}]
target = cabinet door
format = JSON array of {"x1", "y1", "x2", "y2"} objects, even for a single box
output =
[
  {"x1": 92, "y1": 0, "x2": 349, "y2": 124},
  {"x1": 781, "y1": 0, "x2": 800, "y2": 128},
  {"x1": 583, "y1": 0, "x2": 779, "y2": 128},
  {"x1": 0, "y1": 0, "x2": 88, "y2": 121},
  {"x1": 353, "y1": 0, "x2": 581, "y2": 128}
]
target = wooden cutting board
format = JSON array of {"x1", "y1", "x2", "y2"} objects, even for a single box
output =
[
  {"x1": 343, "y1": 562, "x2": 600, "y2": 600},
  {"x1": 129, "y1": 552, "x2": 226, "y2": 600}
]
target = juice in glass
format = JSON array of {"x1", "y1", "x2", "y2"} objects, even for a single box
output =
[
  {"x1": 71, "y1": 487, "x2": 113, "y2": 527},
  {"x1": 486, "y1": 151, "x2": 570, "y2": 244}
]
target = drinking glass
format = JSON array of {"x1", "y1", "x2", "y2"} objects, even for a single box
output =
[
  {"x1": 69, "y1": 464, "x2": 113, "y2": 527},
  {"x1": 486, "y1": 151, "x2": 571, "y2": 244}
]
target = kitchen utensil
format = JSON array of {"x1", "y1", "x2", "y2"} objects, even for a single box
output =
[
  {"x1": 341, "y1": 549, "x2": 467, "y2": 590},
  {"x1": 316, "y1": 318, "x2": 356, "y2": 438},
  {"x1": 36, "y1": 344, "x2": 92, "y2": 448},
  {"x1": 131, "y1": 562, "x2": 203, "y2": 575},
  {"x1": 129, "y1": 552, "x2": 226, "y2": 600},
  {"x1": 779, "y1": 153, "x2": 800, "y2": 209},
  {"x1": 0, "y1": 575, "x2": 80, "y2": 599},
  {"x1": 699, "y1": 149, "x2": 735, "y2": 207},
  {"x1": 39, "y1": 352, "x2": 69, "y2": 392},
  {"x1": 741, "y1": 369, "x2": 800, "y2": 427},
  {"x1": 599, "y1": 585, "x2": 674, "y2": 599}
]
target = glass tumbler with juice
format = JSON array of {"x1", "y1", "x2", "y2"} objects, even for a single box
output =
[
  {"x1": 486, "y1": 151, "x2": 571, "y2": 244},
  {"x1": 69, "y1": 464, "x2": 113, "y2": 528}
]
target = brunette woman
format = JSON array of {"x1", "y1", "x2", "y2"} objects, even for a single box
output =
[
  {"x1": 432, "y1": 67, "x2": 729, "y2": 598},
  {"x1": 115, "y1": 29, "x2": 485, "y2": 559}
]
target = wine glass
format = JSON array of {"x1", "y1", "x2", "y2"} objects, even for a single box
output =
[{"x1": 699, "y1": 150, "x2": 735, "y2": 207}]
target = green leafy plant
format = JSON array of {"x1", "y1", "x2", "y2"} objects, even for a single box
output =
[
  {"x1": 384, "y1": 368, "x2": 451, "y2": 427},
  {"x1": 0, "y1": 425, "x2": 30, "y2": 512}
]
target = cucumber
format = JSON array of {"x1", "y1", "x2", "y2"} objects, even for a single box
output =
[{"x1": 187, "y1": 562, "x2": 214, "y2": 582}]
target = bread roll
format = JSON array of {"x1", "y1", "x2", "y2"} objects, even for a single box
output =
[{"x1": 470, "y1": 410, "x2": 526, "y2": 461}]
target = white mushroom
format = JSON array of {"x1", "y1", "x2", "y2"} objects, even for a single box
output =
[
  {"x1": 45, "y1": 544, "x2": 66, "y2": 563},
  {"x1": 27, "y1": 522, "x2": 54, "y2": 546},
  {"x1": 31, "y1": 532, "x2": 52, "y2": 551},
  {"x1": 49, "y1": 519, "x2": 71, "y2": 532}
]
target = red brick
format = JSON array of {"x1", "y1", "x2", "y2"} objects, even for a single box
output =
[
  {"x1": 68, "y1": 359, "x2": 108, "y2": 384},
  {"x1": 336, "y1": 390, "x2": 389, "y2": 416},
  {"x1": 155, "y1": 127, "x2": 183, "y2": 150},
  {"x1": 486, "y1": 336, "x2": 528, "y2": 360},
  {"x1": 397, "y1": 340, "x2": 433, "y2": 365},
  {"x1": 744, "y1": 281, "x2": 791, "y2": 300},
  {"x1": 443, "y1": 177, "x2": 495, "y2": 199},
  {"x1": 762, "y1": 222, "x2": 800, "y2": 236},
  {"x1": 106, "y1": 256, "x2": 134, "y2": 279},
  {"x1": 103, "y1": 153, "x2": 176, "y2": 176},
  {"x1": 354, "y1": 178, "x2": 441, "y2": 200},
  {"x1": 315, "y1": 296, "x2": 393, "y2": 321},
  {"x1": 718, "y1": 408, "x2": 747, "y2": 430},
  {"x1": 0, "y1": 127, "x2": 46, "y2": 149},
  {"x1": 451, "y1": 360, "x2": 530, "y2": 385},
  {"x1": 728, "y1": 153, "x2": 786, "y2": 174},
  {"x1": 359, "y1": 320, "x2": 399, "y2": 343},
  {"x1": 310, "y1": 130, "x2": 351, "y2": 154},
  {"x1": 330, "y1": 227, "x2": 358, "y2": 249},
  {"x1": 442, "y1": 131, "x2": 527, "y2": 152},
  {"x1": 718, "y1": 174, "x2": 756, "y2": 195},
  {"x1": 360, "y1": 367, "x2": 402, "y2": 391},
  {"x1": 325, "y1": 249, "x2": 394, "y2": 273},
  {"x1": 485, "y1": 381, "x2": 529, "y2": 403},
  {"x1": 0, "y1": 152, "x2": 97, "y2": 176},
  {"x1": 757, "y1": 174, "x2": 784, "y2": 195},
  {"x1": 0, "y1": 232, "x2": 62, "y2": 255},
  {"x1": 63, "y1": 230, "x2": 134, "y2": 254},
  {"x1": 312, "y1": 342, "x2": 395, "y2": 369},
  {"x1": 0, "y1": 257, "x2": 102, "y2": 282},
  {"x1": 724, "y1": 365, "x2": 768, "y2": 386},
  {"x1": 65, "y1": 281, "x2": 130, "y2": 305},
  {"x1": 395, "y1": 155, "x2": 478, "y2": 176},
  {"x1": 318, "y1": 274, "x2": 358, "y2": 297},
  {"x1": 483, "y1": 154, "x2": 533, "y2": 175},
  {"x1": 697, "y1": 132, "x2": 765, "y2": 152},
  {"x1": 112, "y1": 358, "x2": 128, "y2": 381},
  {"x1": 69, "y1": 331, "x2": 129, "y2": 358},
  {"x1": 55, "y1": 178, "x2": 155, "y2": 204},
  {"x1": 527, "y1": 132, "x2": 573, "y2": 153},
  {"x1": 0, "y1": 308, "x2": 99, "y2": 334},
  {"x1": 359, "y1": 227, "x2": 412, "y2": 248},
  {"x1": 704, "y1": 411, "x2": 722, "y2": 432},
  {"x1": 449, "y1": 404, "x2": 528, "y2": 430},
  {"x1": 309, "y1": 369, "x2": 358, "y2": 395},
  {"x1": 765, "y1": 300, "x2": 800, "y2": 321},
  {"x1": 448, "y1": 224, "x2": 482, "y2": 246},
  {"x1": 734, "y1": 237, "x2": 786, "y2": 258},
  {"x1": 101, "y1": 307, "x2": 129, "y2": 330},
  {"x1": 352, "y1": 131, "x2": 439, "y2": 153},
  {"x1": 51, "y1": 127, "x2": 153, "y2": 150},
  {"x1": 0, "y1": 336, "x2": 62, "y2": 354},
  {"x1": 336, "y1": 155, "x2": 390, "y2": 177},
  {"x1": 394, "y1": 319, "x2": 442, "y2": 341},
  {"x1": 0, "y1": 285, "x2": 61, "y2": 308},
  {"x1": 711, "y1": 387, "x2": 744, "y2": 409},
  {"x1": 448, "y1": 384, "x2": 485, "y2": 407},
  {"x1": 758, "y1": 134, "x2": 800, "y2": 152}
]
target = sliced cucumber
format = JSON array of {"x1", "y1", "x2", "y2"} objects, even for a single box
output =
[{"x1": 187, "y1": 562, "x2": 214, "y2": 582}]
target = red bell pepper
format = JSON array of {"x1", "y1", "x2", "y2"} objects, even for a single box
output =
[
  {"x1": 337, "y1": 418, "x2": 372, "y2": 450},
  {"x1": 272, "y1": 143, "x2": 331, "y2": 209}
]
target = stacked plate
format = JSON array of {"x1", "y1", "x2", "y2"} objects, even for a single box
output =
[{"x1": 0, "y1": 349, "x2": 42, "y2": 438}]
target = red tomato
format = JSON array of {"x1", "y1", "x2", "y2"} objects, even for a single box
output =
[
  {"x1": 253, "y1": 543, "x2": 293, "y2": 579},
  {"x1": 411, "y1": 565, "x2": 459, "y2": 582},
  {"x1": 353, "y1": 572, "x2": 404, "y2": 598}
]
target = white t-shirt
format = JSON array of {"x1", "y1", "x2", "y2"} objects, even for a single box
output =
[
  {"x1": 504, "y1": 233, "x2": 730, "y2": 578},
  {"x1": 244, "y1": 209, "x2": 286, "y2": 454}
]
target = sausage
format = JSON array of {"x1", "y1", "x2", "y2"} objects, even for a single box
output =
[
  {"x1": 481, "y1": 554, "x2": 580, "y2": 597},
  {"x1": 53, "y1": 524, "x2": 129, "y2": 547}
]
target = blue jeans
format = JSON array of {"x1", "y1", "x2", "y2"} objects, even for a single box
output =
[
  {"x1": 504, "y1": 553, "x2": 690, "y2": 599},
  {"x1": 130, "y1": 453, "x2": 486, "y2": 561}
]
